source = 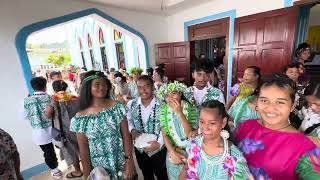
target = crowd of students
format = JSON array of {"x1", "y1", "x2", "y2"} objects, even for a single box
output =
[{"x1": 1, "y1": 42, "x2": 320, "y2": 180}]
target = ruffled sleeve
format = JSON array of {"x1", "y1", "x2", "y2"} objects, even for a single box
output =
[
  {"x1": 230, "y1": 84, "x2": 240, "y2": 97},
  {"x1": 227, "y1": 145, "x2": 251, "y2": 180},
  {"x1": 295, "y1": 148, "x2": 320, "y2": 179},
  {"x1": 70, "y1": 116, "x2": 88, "y2": 134}
]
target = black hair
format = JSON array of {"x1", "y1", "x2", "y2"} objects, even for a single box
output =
[
  {"x1": 154, "y1": 66, "x2": 165, "y2": 80},
  {"x1": 49, "y1": 71, "x2": 61, "y2": 79},
  {"x1": 79, "y1": 70, "x2": 112, "y2": 110},
  {"x1": 200, "y1": 100, "x2": 232, "y2": 140},
  {"x1": 191, "y1": 58, "x2": 214, "y2": 73},
  {"x1": 52, "y1": 80, "x2": 68, "y2": 92},
  {"x1": 295, "y1": 42, "x2": 311, "y2": 57},
  {"x1": 146, "y1": 67, "x2": 154, "y2": 77},
  {"x1": 30, "y1": 77, "x2": 47, "y2": 91},
  {"x1": 114, "y1": 71, "x2": 126, "y2": 82},
  {"x1": 137, "y1": 75, "x2": 154, "y2": 85},
  {"x1": 246, "y1": 66, "x2": 261, "y2": 82},
  {"x1": 305, "y1": 83, "x2": 320, "y2": 100},
  {"x1": 283, "y1": 63, "x2": 299, "y2": 73},
  {"x1": 109, "y1": 67, "x2": 115, "y2": 73},
  {"x1": 259, "y1": 73, "x2": 297, "y2": 104},
  {"x1": 157, "y1": 63, "x2": 165, "y2": 71}
]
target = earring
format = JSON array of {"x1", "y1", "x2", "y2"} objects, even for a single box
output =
[
  {"x1": 197, "y1": 128, "x2": 201, "y2": 135},
  {"x1": 255, "y1": 106, "x2": 258, "y2": 111},
  {"x1": 220, "y1": 129, "x2": 230, "y2": 139}
]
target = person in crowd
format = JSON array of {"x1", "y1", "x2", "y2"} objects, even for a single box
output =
[
  {"x1": 24, "y1": 77, "x2": 62, "y2": 179},
  {"x1": 235, "y1": 73, "x2": 320, "y2": 179},
  {"x1": 283, "y1": 63, "x2": 307, "y2": 129},
  {"x1": 146, "y1": 67, "x2": 154, "y2": 78},
  {"x1": 227, "y1": 66, "x2": 260, "y2": 114},
  {"x1": 47, "y1": 71, "x2": 77, "y2": 96},
  {"x1": 156, "y1": 63, "x2": 169, "y2": 83},
  {"x1": 179, "y1": 100, "x2": 251, "y2": 180},
  {"x1": 108, "y1": 67, "x2": 116, "y2": 82},
  {"x1": 44, "y1": 80, "x2": 82, "y2": 178},
  {"x1": 127, "y1": 75, "x2": 168, "y2": 180},
  {"x1": 294, "y1": 43, "x2": 312, "y2": 83},
  {"x1": 185, "y1": 58, "x2": 225, "y2": 108},
  {"x1": 299, "y1": 83, "x2": 320, "y2": 145},
  {"x1": 127, "y1": 67, "x2": 143, "y2": 100},
  {"x1": 153, "y1": 66, "x2": 166, "y2": 93},
  {"x1": 208, "y1": 67, "x2": 224, "y2": 91},
  {"x1": 158, "y1": 81, "x2": 198, "y2": 180},
  {"x1": 294, "y1": 42, "x2": 311, "y2": 65},
  {"x1": 113, "y1": 72, "x2": 129, "y2": 103},
  {"x1": 0, "y1": 128, "x2": 24, "y2": 180},
  {"x1": 70, "y1": 71, "x2": 135, "y2": 179}
]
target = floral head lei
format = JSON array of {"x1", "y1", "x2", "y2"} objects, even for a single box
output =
[
  {"x1": 157, "y1": 81, "x2": 188, "y2": 100},
  {"x1": 82, "y1": 71, "x2": 107, "y2": 83},
  {"x1": 129, "y1": 67, "x2": 143, "y2": 75}
]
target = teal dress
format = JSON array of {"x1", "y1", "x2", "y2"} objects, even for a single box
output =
[
  {"x1": 186, "y1": 136, "x2": 250, "y2": 180},
  {"x1": 232, "y1": 95, "x2": 260, "y2": 128},
  {"x1": 70, "y1": 102, "x2": 126, "y2": 180},
  {"x1": 160, "y1": 101, "x2": 198, "y2": 180}
]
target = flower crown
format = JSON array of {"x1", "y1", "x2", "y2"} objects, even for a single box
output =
[
  {"x1": 82, "y1": 72, "x2": 107, "y2": 83},
  {"x1": 129, "y1": 67, "x2": 143, "y2": 75},
  {"x1": 157, "y1": 81, "x2": 188, "y2": 99}
]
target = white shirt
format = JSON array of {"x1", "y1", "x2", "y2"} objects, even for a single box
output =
[
  {"x1": 127, "y1": 97, "x2": 164, "y2": 147},
  {"x1": 193, "y1": 86, "x2": 225, "y2": 105}
]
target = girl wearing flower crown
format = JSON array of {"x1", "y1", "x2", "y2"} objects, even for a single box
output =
[
  {"x1": 179, "y1": 100, "x2": 250, "y2": 180},
  {"x1": 157, "y1": 81, "x2": 198, "y2": 180},
  {"x1": 70, "y1": 71, "x2": 136, "y2": 179}
]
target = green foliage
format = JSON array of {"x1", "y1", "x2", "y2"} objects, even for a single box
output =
[
  {"x1": 129, "y1": 67, "x2": 143, "y2": 74},
  {"x1": 46, "y1": 54, "x2": 71, "y2": 67}
]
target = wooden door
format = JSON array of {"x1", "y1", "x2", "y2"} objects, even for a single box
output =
[
  {"x1": 233, "y1": 6, "x2": 298, "y2": 81},
  {"x1": 155, "y1": 42, "x2": 193, "y2": 85}
]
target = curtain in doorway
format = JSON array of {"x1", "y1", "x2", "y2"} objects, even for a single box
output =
[{"x1": 294, "y1": 5, "x2": 313, "y2": 50}]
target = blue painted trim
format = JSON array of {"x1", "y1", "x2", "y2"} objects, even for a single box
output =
[
  {"x1": 284, "y1": 0, "x2": 293, "y2": 7},
  {"x1": 15, "y1": 8, "x2": 150, "y2": 93},
  {"x1": 21, "y1": 163, "x2": 48, "y2": 179},
  {"x1": 184, "y1": 10, "x2": 236, "y2": 100}
]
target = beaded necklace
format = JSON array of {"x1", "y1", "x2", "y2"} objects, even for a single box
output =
[{"x1": 138, "y1": 103, "x2": 157, "y2": 133}]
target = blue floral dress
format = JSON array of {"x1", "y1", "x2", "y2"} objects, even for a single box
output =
[{"x1": 70, "y1": 102, "x2": 126, "y2": 180}]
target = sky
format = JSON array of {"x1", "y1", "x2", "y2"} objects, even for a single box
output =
[{"x1": 27, "y1": 25, "x2": 67, "y2": 44}]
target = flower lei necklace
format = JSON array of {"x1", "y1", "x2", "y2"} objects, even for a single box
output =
[
  {"x1": 160, "y1": 100, "x2": 197, "y2": 147},
  {"x1": 187, "y1": 137, "x2": 237, "y2": 180},
  {"x1": 52, "y1": 92, "x2": 76, "y2": 102}
]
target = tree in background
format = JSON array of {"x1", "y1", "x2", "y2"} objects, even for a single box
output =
[{"x1": 46, "y1": 54, "x2": 71, "y2": 68}]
